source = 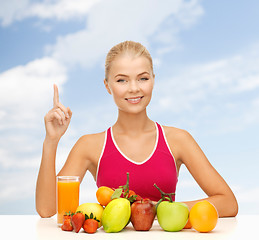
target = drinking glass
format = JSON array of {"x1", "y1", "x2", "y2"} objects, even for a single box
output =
[{"x1": 56, "y1": 176, "x2": 80, "y2": 225}]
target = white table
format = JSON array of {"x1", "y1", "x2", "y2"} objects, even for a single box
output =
[{"x1": 1, "y1": 215, "x2": 258, "y2": 240}]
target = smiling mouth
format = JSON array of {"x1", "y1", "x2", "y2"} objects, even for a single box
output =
[{"x1": 125, "y1": 96, "x2": 143, "y2": 103}]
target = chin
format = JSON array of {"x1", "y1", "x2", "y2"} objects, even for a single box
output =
[{"x1": 118, "y1": 106, "x2": 146, "y2": 115}]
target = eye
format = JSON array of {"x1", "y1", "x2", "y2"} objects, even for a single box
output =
[
  {"x1": 117, "y1": 79, "x2": 126, "y2": 83},
  {"x1": 140, "y1": 77, "x2": 149, "y2": 81}
]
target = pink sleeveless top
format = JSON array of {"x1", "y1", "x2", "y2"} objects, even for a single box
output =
[{"x1": 96, "y1": 122, "x2": 178, "y2": 202}]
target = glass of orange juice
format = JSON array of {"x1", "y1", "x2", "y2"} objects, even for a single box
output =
[{"x1": 57, "y1": 176, "x2": 80, "y2": 225}]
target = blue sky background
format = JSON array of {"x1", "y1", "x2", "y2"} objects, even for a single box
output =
[{"x1": 0, "y1": 0, "x2": 258, "y2": 215}]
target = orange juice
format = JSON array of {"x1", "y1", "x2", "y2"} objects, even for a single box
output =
[{"x1": 57, "y1": 176, "x2": 80, "y2": 225}]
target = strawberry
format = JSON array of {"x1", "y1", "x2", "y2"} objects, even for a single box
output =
[
  {"x1": 83, "y1": 213, "x2": 99, "y2": 234},
  {"x1": 83, "y1": 219, "x2": 99, "y2": 234},
  {"x1": 61, "y1": 213, "x2": 73, "y2": 231},
  {"x1": 71, "y1": 212, "x2": 85, "y2": 233}
]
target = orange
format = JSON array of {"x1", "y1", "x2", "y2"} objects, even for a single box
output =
[
  {"x1": 183, "y1": 218, "x2": 192, "y2": 229},
  {"x1": 96, "y1": 186, "x2": 114, "y2": 206},
  {"x1": 189, "y1": 200, "x2": 218, "y2": 233}
]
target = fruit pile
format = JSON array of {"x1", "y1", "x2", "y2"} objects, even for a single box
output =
[{"x1": 60, "y1": 172, "x2": 218, "y2": 234}]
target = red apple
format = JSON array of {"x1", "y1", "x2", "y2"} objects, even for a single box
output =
[{"x1": 130, "y1": 198, "x2": 156, "y2": 231}]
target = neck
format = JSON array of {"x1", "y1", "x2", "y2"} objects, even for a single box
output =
[{"x1": 114, "y1": 109, "x2": 154, "y2": 134}]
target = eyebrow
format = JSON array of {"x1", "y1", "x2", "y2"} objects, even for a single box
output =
[
  {"x1": 115, "y1": 74, "x2": 128, "y2": 78},
  {"x1": 114, "y1": 72, "x2": 150, "y2": 78}
]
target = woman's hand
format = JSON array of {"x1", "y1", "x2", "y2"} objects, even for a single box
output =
[{"x1": 44, "y1": 84, "x2": 72, "y2": 142}]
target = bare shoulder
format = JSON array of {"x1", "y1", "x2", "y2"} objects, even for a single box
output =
[
  {"x1": 59, "y1": 130, "x2": 106, "y2": 180},
  {"x1": 77, "y1": 131, "x2": 106, "y2": 156},
  {"x1": 162, "y1": 125, "x2": 192, "y2": 142},
  {"x1": 161, "y1": 125, "x2": 194, "y2": 164},
  {"x1": 74, "y1": 131, "x2": 106, "y2": 177},
  {"x1": 79, "y1": 131, "x2": 106, "y2": 144}
]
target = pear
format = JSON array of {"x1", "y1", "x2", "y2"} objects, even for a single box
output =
[{"x1": 101, "y1": 198, "x2": 131, "y2": 233}]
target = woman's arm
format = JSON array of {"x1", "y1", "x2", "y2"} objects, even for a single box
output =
[
  {"x1": 168, "y1": 128, "x2": 238, "y2": 217},
  {"x1": 36, "y1": 84, "x2": 73, "y2": 217},
  {"x1": 36, "y1": 138, "x2": 59, "y2": 217}
]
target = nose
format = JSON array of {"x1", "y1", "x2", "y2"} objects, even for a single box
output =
[{"x1": 128, "y1": 80, "x2": 140, "y2": 93}]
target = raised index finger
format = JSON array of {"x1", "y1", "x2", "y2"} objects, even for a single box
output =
[{"x1": 53, "y1": 84, "x2": 59, "y2": 107}]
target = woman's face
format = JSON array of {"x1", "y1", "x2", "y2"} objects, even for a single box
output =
[{"x1": 104, "y1": 54, "x2": 155, "y2": 114}]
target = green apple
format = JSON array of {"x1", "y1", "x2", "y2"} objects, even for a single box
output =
[{"x1": 157, "y1": 201, "x2": 189, "y2": 232}]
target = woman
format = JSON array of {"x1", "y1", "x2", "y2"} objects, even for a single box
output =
[{"x1": 36, "y1": 41, "x2": 238, "y2": 218}]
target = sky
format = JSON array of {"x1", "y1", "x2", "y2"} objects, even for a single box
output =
[{"x1": 0, "y1": 0, "x2": 258, "y2": 215}]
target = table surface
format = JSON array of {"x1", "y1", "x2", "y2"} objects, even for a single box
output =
[{"x1": 1, "y1": 214, "x2": 258, "y2": 240}]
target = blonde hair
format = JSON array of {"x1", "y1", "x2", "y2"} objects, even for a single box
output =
[{"x1": 105, "y1": 41, "x2": 154, "y2": 80}]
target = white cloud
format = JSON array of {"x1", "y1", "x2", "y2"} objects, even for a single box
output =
[
  {"x1": 0, "y1": 57, "x2": 67, "y2": 129},
  {"x1": 0, "y1": 0, "x2": 204, "y2": 70},
  {"x1": 151, "y1": 44, "x2": 259, "y2": 133},
  {"x1": 230, "y1": 184, "x2": 259, "y2": 214},
  {"x1": 0, "y1": 0, "x2": 29, "y2": 26},
  {"x1": 234, "y1": 186, "x2": 259, "y2": 204},
  {"x1": 28, "y1": 0, "x2": 100, "y2": 21},
  {"x1": 0, "y1": 57, "x2": 67, "y2": 170},
  {"x1": 0, "y1": 170, "x2": 37, "y2": 204},
  {"x1": 0, "y1": 0, "x2": 100, "y2": 26},
  {"x1": 47, "y1": 0, "x2": 203, "y2": 68},
  {"x1": 159, "y1": 44, "x2": 259, "y2": 105}
]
